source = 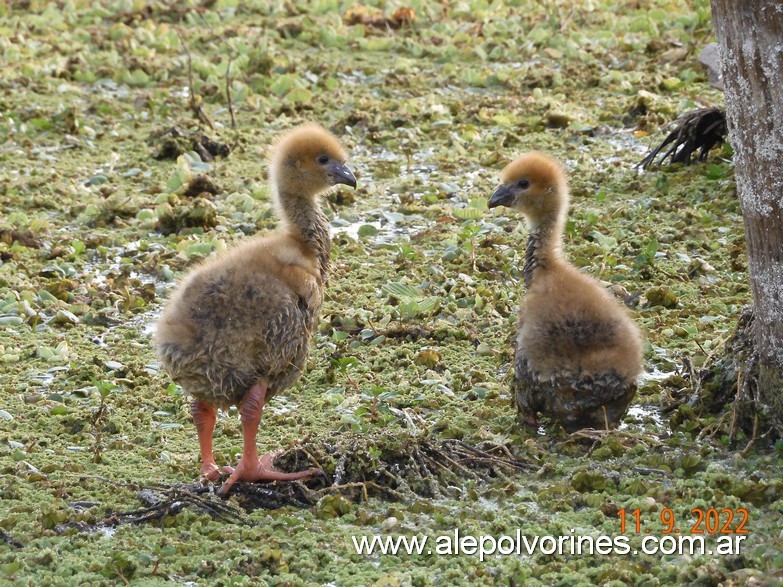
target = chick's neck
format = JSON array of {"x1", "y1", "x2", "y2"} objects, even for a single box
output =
[
  {"x1": 523, "y1": 219, "x2": 563, "y2": 287},
  {"x1": 277, "y1": 189, "x2": 331, "y2": 280}
]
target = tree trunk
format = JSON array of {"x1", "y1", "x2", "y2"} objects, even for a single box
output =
[{"x1": 711, "y1": 1, "x2": 783, "y2": 428}]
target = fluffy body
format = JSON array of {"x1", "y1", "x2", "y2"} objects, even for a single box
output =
[
  {"x1": 513, "y1": 257, "x2": 643, "y2": 430},
  {"x1": 155, "y1": 232, "x2": 323, "y2": 409},
  {"x1": 153, "y1": 123, "x2": 355, "y2": 492},
  {"x1": 489, "y1": 152, "x2": 643, "y2": 431}
]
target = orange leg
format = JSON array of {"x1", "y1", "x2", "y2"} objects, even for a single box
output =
[
  {"x1": 191, "y1": 399, "x2": 220, "y2": 480},
  {"x1": 217, "y1": 380, "x2": 321, "y2": 496}
]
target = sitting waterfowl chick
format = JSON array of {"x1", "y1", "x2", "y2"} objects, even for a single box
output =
[
  {"x1": 488, "y1": 152, "x2": 643, "y2": 432},
  {"x1": 155, "y1": 123, "x2": 357, "y2": 494}
]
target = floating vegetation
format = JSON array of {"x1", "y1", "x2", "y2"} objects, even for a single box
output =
[{"x1": 0, "y1": 1, "x2": 779, "y2": 585}]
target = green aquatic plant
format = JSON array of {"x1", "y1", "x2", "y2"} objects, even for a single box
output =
[
  {"x1": 382, "y1": 281, "x2": 441, "y2": 325},
  {"x1": 90, "y1": 379, "x2": 121, "y2": 464},
  {"x1": 445, "y1": 198, "x2": 491, "y2": 270}
]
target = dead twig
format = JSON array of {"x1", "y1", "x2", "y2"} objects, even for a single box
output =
[
  {"x1": 740, "y1": 414, "x2": 760, "y2": 457},
  {"x1": 176, "y1": 30, "x2": 213, "y2": 130},
  {"x1": 225, "y1": 53, "x2": 237, "y2": 131},
  {"x1": 314, "y1": 481, "x2": 407, "y2": 503},
  {"x1": 568, "y1": 427, "x2": 663, "y2": 448},
  {"x1": 421, "y1": 444, "x2": 478, "y2": 480},
  {"x1": 482, "y1": 441, "x2": 518, "y2": 462},
  {"x1": 412, "y1": 447, "x2": 442, "y2": 497},
  {"x1": 696, "y1": 409, "x2": 731, "y2": 441},
  {"x1": 447, "y1": 439, "x2": 534, "y2": 471}
]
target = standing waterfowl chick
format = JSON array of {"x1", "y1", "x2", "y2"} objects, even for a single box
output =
[
  {"x1": 488, "y1": 152, "x2": 643, "y2": 432},
  {"x1": 155, "y1": 123, "x2": 356, "y2": 495}
]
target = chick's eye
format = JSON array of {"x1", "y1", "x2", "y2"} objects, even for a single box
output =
[
  {"x1": 317, "y1": 155, "x2": 329, "y2": 165},
  {"x1": 517, "y1": 179, "x2": 530, "y2": 189}
]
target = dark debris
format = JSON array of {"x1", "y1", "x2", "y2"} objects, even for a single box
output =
[
  {"x1": 149, "y1": 126, "x2": 231, "y2": 161},
  {"x1": 282, "y1": 434, "x2": 536, "y2": 503},
  {"x1": 53, "y1": 437, "x2": 534, "y2": 531},
  {"x1": 54, "y1": 479, "x2": 313, "y2": 534},
  {"x1": 343, "y1": 7, "x2": 416, "y2": 30},
  {"x1": 0, "y1": 528, "x2": 24, "y2": 548},
  {"x1": 638, "y1": 107, "x2": 727, "y2": 169},
  {"x1": 183, "y1": 174, "x2": 220, "y2": 198},
  {"x1": 0, "y1": 229, "x2": 43, "y2": 248}
]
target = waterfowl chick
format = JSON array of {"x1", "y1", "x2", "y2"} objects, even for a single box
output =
[
  {"x1": 155, "y1": 123, "x2": 357, "y2": 494},
  {"x1": 488, "y1": 152, "x2": 643, "y2": 431}
]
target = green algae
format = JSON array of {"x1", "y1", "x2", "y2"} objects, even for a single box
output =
[{"x1": 1, "y1": 1, "x2": 781, "y2": 585}]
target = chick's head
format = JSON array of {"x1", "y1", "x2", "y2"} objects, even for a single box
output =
[
  {"x1": 271, "y1": 123, "x2": 357, "y2": 198},
  {"x1": 488, "y1": 151, "x2": 568, "y2": 227}
]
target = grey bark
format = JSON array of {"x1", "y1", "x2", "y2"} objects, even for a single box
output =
[{"x1": 711, "y1": 1, "x2": 783, "y2": 423}]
